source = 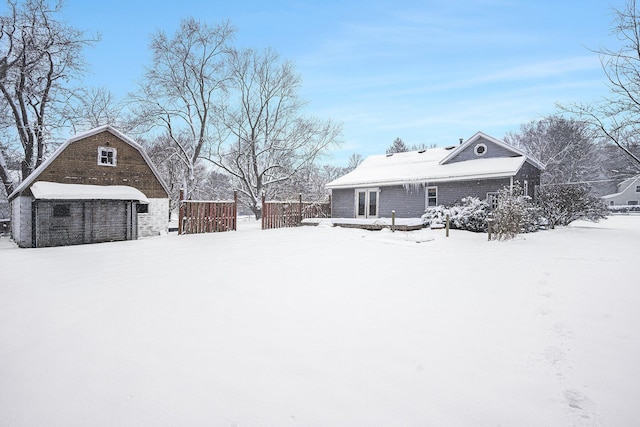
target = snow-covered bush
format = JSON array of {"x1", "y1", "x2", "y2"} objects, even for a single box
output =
[
  {"x1": 447, "y1": 197, "x2": 491, "y2": 232},
  {"x1": 421, "y1": 197, "x2": 490, "y2": 232},
  {"x1": 421, "y1": 205, "x2": 449, "y2": 228},
  {"x1": 491, "y1": 184, "x2": 541, "y2": 240},
  {"x1": 536, "y1": 184, "x2": 608, "y2": 228}
]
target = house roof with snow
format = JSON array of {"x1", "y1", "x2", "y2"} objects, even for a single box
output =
[{"x1": 326, "y1": 131, "x2": 545, "y2": 189}]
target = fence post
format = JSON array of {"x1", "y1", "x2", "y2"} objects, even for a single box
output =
[
  {"x1": 261, "y1": 192, "x2": 266, "y2": 230},
  {"x1": 445, "y1": 214, "x2": 450, "y2": 237},
  {"x1": 178, "y1": 189, "x2": 184, "y2": 235},
  {"x1": 298, "y1": 193, "x2": 303, "y2": 226},
  {"x1": 233, "y1": 191, "x2": 238, "y2": 231},
  {"x1": 391, "y1": 210, "x2": 396, "y2": 232}
]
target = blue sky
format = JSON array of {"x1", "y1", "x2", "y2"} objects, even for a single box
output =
[{"x1": 46, "y1": 1, "x2": 627, "y2": 164}]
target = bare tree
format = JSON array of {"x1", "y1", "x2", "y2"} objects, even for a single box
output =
[
  {"x1": 504, "y1": 116, "x2": 600, "y2": 185},
  {"x1": 347, "y1": 153, "x2": 364, "y2": 170},
  {"x1": 562, "y1": 0, "x2": 640, "y2": 169},
  {"x1": 209, "y1": 47, "x2": 342, "y2": 218},
  {"x1": 0, "y1": 0, "x2": 97, "y2": 194},
  {"x1": 63, "y1": 86, "x2": 126, "y2": 133},
  {"x1": 145, "y1": 132, "x2": 234, "y2": 219},
  {"x1": 130, "y1": 18, "x2": 234, "y2": 196}
]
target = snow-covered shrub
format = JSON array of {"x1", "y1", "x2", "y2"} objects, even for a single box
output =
[
  {"x1": 421, "y1": 205, "x2": 449, "y2": 228},
  {"x1": 536, "y1": 184, "x2": 608, "y2": 228},
  {"x1": 447, "y1": 197, "x2": 490, "y2": 232},
  {"x1": 491, "y1": 184, "x2": 540, "y2": 240},
  {"x1": 421, "y1": 197, "x2": 490, "y2": 232}
]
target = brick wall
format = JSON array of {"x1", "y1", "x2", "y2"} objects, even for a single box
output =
[{"x1": 33, "y1": 130, "x2": 167, "y2": 198}]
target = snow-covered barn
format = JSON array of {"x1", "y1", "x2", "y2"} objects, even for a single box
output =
[
  {"x1": 8, "y1": 126, "x2": 170, "y2": 248},
  {"x1": 326, "y1": 132, "x2": 545, "y2": 219}
]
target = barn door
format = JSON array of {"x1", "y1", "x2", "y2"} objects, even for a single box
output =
[{"x1": 356, "y1": 189, "x2": 378, "y2": 218}]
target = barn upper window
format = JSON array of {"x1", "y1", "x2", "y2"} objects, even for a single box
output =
[{"x1": 98, "y1": 146, "x2": 117, "y2": 166}]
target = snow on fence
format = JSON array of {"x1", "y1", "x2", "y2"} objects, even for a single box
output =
[
  {"x1": 178, "y1": 191, "x2": 238, "y2": 235},
  {"x1": 261, "y1": 194, "x2": 331, "y2": 230}
]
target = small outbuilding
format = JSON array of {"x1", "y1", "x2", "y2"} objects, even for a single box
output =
[
  {"x1": 9, "y1": 126, "x2": 170, "y2": 248},
  {"x1": 326, "y1": 131, "x2": 545, "y2": 219}
]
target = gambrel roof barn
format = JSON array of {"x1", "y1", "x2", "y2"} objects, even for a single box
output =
[{"x1": 9, "y1": 126, "x2": 170, "y2": 248}]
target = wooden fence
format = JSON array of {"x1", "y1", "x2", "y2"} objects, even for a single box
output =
[
  {"x1": 178, "y1": 191, "x2": 238, "y2": 235},
  {"x1": 262, "y1": 194, "x2": 331, "y2": 230}
]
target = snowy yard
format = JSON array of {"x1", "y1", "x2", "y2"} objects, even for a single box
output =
[{"x1": 1, "y1": 215, "x2": 639, "y2": 426}]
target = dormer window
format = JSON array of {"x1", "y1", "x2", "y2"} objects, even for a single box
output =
[
  {"x1": 98, "y1": 146, "x2": 117, "y2": 166},
  {"x1": 474, "y1": 143, "x2": 487, "y2": 156}
]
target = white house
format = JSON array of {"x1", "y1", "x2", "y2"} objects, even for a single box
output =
[{"x1": 601, "y1": 175, "x2": 640, "y2": 206}]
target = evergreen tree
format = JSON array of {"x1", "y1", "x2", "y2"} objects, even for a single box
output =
[{"x1": 386, "y1": 137, "x2": 409, "y2": 154}]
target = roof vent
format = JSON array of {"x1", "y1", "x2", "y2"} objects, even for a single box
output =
[{"x1": 459, "y1": 138, "x2": 464, "y2": 145}]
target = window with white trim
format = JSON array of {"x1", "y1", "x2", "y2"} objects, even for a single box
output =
[
  {"x1": 426, "y1": 186, "x2": 437, "y2": 207},
  {"x1": 98, "y1": 146, "x2": 117, "y2": 166},
  {"x1": 487, "y1": 192, "x2": 499, "y2": 209},
  {"x1": 636, "y1": 185, "x2": 640, "y2": 193},
  {"x1": 356, "y1": 188, "x2": 379, "y2": 218},
  {"x1": 474, "y1": 143, "x2": 487, "y2": 156}
]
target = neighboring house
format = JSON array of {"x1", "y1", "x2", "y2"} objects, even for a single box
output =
[
  {"x1": 8, "y1": 125, "x2": 170, "y2": 248},
  {"x1": 326, "y1": 131, "x2": 545, "y2": 218},
  {"x1": 601, "y1": 175, "x2": 640, "y2": 206}
]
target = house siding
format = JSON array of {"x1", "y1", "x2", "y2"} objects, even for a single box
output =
[
  {"x1": 331, "y1": 178, "x2": 513, "y2": 218},
  {"x1": 432, "y1": 179, "x2": 512, "y2": 207},
  {"x1": 446, "y1": 137, "x2": 518, "y2": 163},
  {"x1": 331, "y1": 188, "x2": 355, "y2": 218},
  {"x1": 378, "y1": 185, "x2": 426, "y2": 217},
  {"x1": 514, "y1": 161, "x2": 541, "y2": 199}
]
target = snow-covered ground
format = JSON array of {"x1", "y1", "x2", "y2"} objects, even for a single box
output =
[{"x1": 1, "y1": 215, "x2": 639, "y2": 426}]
